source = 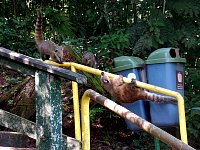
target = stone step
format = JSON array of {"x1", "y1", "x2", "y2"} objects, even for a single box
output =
[
  {"x1": 0, "y1": 131, "x2": 34, "y2": 148},
  {"x1": 0, "y1": 146, "x2": 36, "y2": 150},
  {"x1": 0, "y1": 131, "x2": 82, "y2": 149}
]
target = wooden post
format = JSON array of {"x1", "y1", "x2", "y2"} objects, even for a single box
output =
[
  {"x1": 0, "y1": 47, "x2": 85, "y2": 149},
  {"x1": 35, "y1": 71, "x2": 64, "y2": 150}
]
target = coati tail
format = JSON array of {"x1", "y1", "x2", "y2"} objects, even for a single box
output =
[
  {"x1": 143, "y1": 91, "x2": 177, "y2": 104},
  {"x1": 34, "y1": 9, "x2": 63, "y2": 64},
  {"x1": 35, "y1": 10, "x2": 43, "y2": 46}
]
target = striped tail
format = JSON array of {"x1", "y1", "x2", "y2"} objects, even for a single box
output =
[
  {"x1": 35, "y1": 10, "x2": 43, "y2": 46},
  {"x1": 144, "y1": 91, "x2": 177, "y2": 104}
]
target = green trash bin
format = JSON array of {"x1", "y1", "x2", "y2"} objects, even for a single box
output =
[
  {"x1": 112, "y1": 56, "x2": 150, "y2": 131},
  {"x1": 146, "y1": 48, "x2": 186, "y2": 127}
]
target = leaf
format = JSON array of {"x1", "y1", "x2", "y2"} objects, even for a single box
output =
[
  {"x1": 191, "y1": 107, "x2": 200, "y2": 116},
  {"x1": 168, "y1": 0, "x2": 200, "y2": 17}
]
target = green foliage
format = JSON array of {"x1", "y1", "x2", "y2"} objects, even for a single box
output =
[
  {"x1": 7, "y1": 99, "x2": 14, "y2": 107},
  {"x1": 88, "y1": 29, "x2": 129, "y2": 58},
  {"x1": 6, "y1": 77, "x2": 21, "y2": 85},
  {"x1": 127, "y1": 11, "x2": 173, "y2": 57},
  {"x1": 68, "y1": 0, "x2": 135, "y2": 37},
  {"x1": 65, "y1": 29, "x2": 129, "y2": 70},
  {"x1": 42, "y1": 6, "x2": 75, "y2": 42},
  {"x1": 0, "y1": 5, "x2": 76, "y2": 57},
  {"x1": 168, "y1": 0, "x2": 200, "y2": 17},
  {"x1": 132, "y1": 132, "x2": 154, "y2": 149},
  {"x1": 191, "y1": 107, "x2": 200, "y2": 116},
  {"x1": 0, "y1": 16, "x2": 36, "y2": 56},
  {"x1": 90, "y1": 107, "x2": 106, "y2": 122},
  {"x1": 184, "y1": 65, "x2": 200, "y2": 147}
]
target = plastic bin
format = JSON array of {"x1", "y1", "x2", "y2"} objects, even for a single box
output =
[
  {"x1": 112, "y1": 56, "x2": 150, "y2": 131},
  {"x1": 146, "y1": 48, "x2": 186, "y2": 127}
]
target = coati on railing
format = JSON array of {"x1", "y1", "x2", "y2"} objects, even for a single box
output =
[
  {"x1": 82, "y1": 51, "x2": 97, "y2": 68},
  {"x1": 81, "y1": 51, "x2": 114, "y2": 69},
  {"x1": 34, "y1": 10, "x2": 63, "y2": 64},
  {"x1": 100, "y1": 72, "x2": 177, "y2": 104}
]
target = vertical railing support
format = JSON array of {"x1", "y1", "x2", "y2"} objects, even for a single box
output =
[
  {"x1": 154, "y1": 138, "x2": 160, "y2": 150},
  {"x1": 71, "y1": 65, "x2": 82, "y2": 141},
  {"x1": 35, "y1": 71, "x2": 63, "y2": 150}
]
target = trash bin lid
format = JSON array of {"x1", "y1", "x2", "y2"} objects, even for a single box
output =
[
  {"x1": 145, "y1": 48, "x2": 186, "y2": 64},
  {"x1": 112, "y1": 56, "x2": 145, "y2": 72}
]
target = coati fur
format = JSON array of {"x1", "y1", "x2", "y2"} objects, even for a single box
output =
[
  {"x1": 82, "y1": 51, "x2": 97, "y2": 68},
  {"x1": 35, "y1": 10, "x2": 63, "y2": 63},
  {"x1": 100, "y1": 72, "x2": 177, "y2": 104}
]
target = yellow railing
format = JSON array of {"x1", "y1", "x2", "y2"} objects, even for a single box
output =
[
  {"x1": 81, "y1": 89, "x2": 195, "y2": 150},
  {"x1": 45, "y1": 61, "x2": 188, "y2": 145},
  {"x1": 71, "y1": 65, "x2": 82, "y2": 141}
]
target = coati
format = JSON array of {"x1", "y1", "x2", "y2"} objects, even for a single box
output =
[
  {"x1": 35, "y1": 10, "x2": 63, "y2": 63},
  {"x1": 100, "y1": 72, "x2": 177, "y2": 104},
  {"x1": 82, "y1": 51, "x2": 97, "y2": 68}
]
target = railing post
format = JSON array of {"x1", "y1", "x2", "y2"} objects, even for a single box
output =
[
  {"x1": 71, "y1": 65, "x2": 81, "y2": 141},
  {"x1": 35, "y1": 71, "x2": 64, "y2": 150}
]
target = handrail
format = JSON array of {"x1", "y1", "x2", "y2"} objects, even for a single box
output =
[
  {"x1": 0, "y1": 47, "x2": 87, "y2": 149},
  {"x1": 81, "y1": 89, "x2": 194, "y2": 150},
  {"x1": 71, "y1": 65, "x2": 82, "y2": 141},
  {"x1": 0, "y1": 47, "x2": 87, "y2": 84},
  {"x1": 0, "y1": 48, "x2": 188, "y2": 147},
  {"x1": 45, "y1": 61, "x2": 188, "y2": 144}
]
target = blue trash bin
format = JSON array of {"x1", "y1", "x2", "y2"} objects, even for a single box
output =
[
  {"x1": 146, "y1": 48, "x2": 186, "y2": 127},
  {"x1": 112, "y1": 56, "x2": 150, "y2": 131}
]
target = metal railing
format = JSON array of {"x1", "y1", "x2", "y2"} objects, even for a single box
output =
[
  {"x1": 46, "y1": 61, "x2": 188, "y2": 145},
  {"x1": 81, "y1": 89, "x2": 194, "y2": 150},
  {"x1": 0, "y1": 47, "x2": 190, "y2": 149}
]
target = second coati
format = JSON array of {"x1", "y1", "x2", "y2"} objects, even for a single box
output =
[
  {"x1": 100, "y1": 72, "x2": 177, "y2": 104},
  {"x1": 35, "y1": 10, "x2": 63, "y2": 63},
  {"x1": 82, "y1": 51, "x2": 97, "y2": 68}
]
